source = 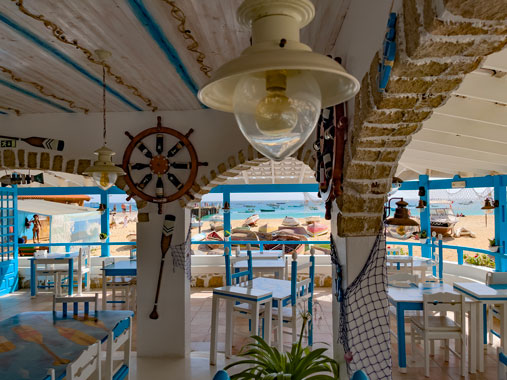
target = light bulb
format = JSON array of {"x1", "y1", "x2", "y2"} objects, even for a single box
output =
[
  {"x1": 92, "y1": 171, "x2": 118, "y2": 190},
  {"x1": 254, "y1": 70, "x2": 298, "y2": 136},
  {"x1": 233, "y1": 70, "x2": 321, "y2": 161}
]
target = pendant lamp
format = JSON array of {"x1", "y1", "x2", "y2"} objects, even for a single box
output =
[
  {"x1": 385, "y1": 199, "x2": 419, "y2": 238},
  {"x1": 83, "y1": 50, "x2": 125, "y2": 190},
  {"x1": 198, "y1": 0, "x2": 360, "y2": 161}
]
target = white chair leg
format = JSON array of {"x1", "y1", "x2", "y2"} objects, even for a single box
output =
[
  {"x1": 444, "y1": 339, "x2": 449, "y2": 362},
  {"x1": 430, "y1": 339, "x2": 435, "y2": 356},
  {"x1": 488, "y1": 306, "x2": 493, "y2": 345},
  {"x1": 461, "y1": 336, "x2": 466, "y2": 377},
  {"x1": 411, "y1": 325, "x2": 416, "y2": 363},
  {"x1": 424, "y1": 336, "x2": 430, "y2": 377}
]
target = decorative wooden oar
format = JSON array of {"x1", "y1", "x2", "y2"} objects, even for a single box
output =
[
  {"x1": 0, "y1": 336, "x2": 15, "y2": 353},
  {"x1": 150, "y1": 214, "x2": 176, "y2": 320},
  {"x1": 56, "y1": 326, "x2": 96, "y2": 346},
  {"x1": 0, "y1": 135, "x2": 64, "y2": 151},
  {"x1": 12, "y1": 325, "x2": 70, "y2": 365},
  {"x1": 73, "y1": 315, "x2": 108, "y2": 332}
]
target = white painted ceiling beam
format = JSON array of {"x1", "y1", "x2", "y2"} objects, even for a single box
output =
[
  {"x1": 455, "y1": 72, "x2": 507, "y2": 104},
  {"x1": 423, "y1": 113, "x2": 507, "y2": 141},
  {"x1": 412, "y1": 129, "x2": 507, "y2": 156},
  {"x1": 434, "y1": 96, "x2": 507, "y2": 127},
  {"x1": 481, "y1": 48, "x2": 507, "y2": 72}
]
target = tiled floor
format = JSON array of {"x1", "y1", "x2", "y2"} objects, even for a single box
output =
[{"x1": 0, "y1": 288, "x2": 503, "y2": 379}]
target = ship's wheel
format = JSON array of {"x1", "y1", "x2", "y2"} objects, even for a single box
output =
[{"x1": 122, "y1": 116, "x2": 207, "y2": 213}]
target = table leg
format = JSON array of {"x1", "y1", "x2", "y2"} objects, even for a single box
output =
[
  {"x1": 478, "y1": 302, "x2": 484, "y2": 372},
  {"x1": 265, "y1": 299, "x2": 272, "y2": 346},
  {"x1": 396, "y1": 303, "x2": 407, "y2": 373},
  {"x1": 252, "y1": 303, "x2": 260, "y2": 340},
  {"x1": 68, "y1": 258, "x2": 73, "y2": 296},
  {"x1": 210, "y1": 295, "x2": 219, "y2": 365},
  {"x1": 30, "y1": 259, "x2": 36, "y2": 297},
  {"x1": 277, "y1": 301, "x2": 283, "y2": 352},
  {"x1": 501, "y1": 303, "x2": 507, "y2": 356},
  {"x1": 225, "y1": 299, "x2": 233, "y2": 358},
  {"x1": 102, "y1": 270, "x2": 107, "y2": 310},
  {"x1": 470, "y1": 302, "x2": 477, "y2": 373}
]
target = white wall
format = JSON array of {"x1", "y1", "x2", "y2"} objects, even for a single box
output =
[{"x1": 1, "y1": 109, "x2": 250, "y2": 357}]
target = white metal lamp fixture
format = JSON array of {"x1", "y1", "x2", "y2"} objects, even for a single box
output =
[
  {"x1": 198, "y1": 0, "x2": 360, "y2": 161},
  {"x1": 83, "y1": 50, "x2": 125, "y2": 190}
]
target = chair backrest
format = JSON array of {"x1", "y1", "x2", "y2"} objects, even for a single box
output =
[
  {"x1": 225, "y1": 246, "x2": 253, "y2": 286},
  {"x1": 53, "y1": 293, "x2": 99, "y2": 317},
  {"x1": 66, "y1": 340, "x2": 101, "y2": 380},
  {"x1": 105, "y1": 316, "x2": 132, "y2": 380},
  {"x1": 351, "y1": 369, "x2": 370, "y2": 380},
  {"x1": 388, "y1": 273, "x2": 418, "y2": 285},
  {"x1": 46, "y1": 368, "x2": 55, "y2": 380},
  {"x1": 486, "y1": 271, "x2": 507, "y2": 285},
  {"x1": 499, "y1": 348, "x2": 507, "y2": 380},
  {"x1": 387, "y1": 256, "x2": 414, "y2": 275},
  {"x1": 290, "y1": 248, "x2": 316, "y2": 307},
  {"x1": 422, "y1": 292, "x2": 464, "y2": 330}
]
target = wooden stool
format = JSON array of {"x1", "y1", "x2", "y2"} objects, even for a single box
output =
[{"x1": 210, "y1": 286, "x2": 272, "y2": 365}]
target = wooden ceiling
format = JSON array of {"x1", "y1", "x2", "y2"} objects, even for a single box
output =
[{"x1": 0, "y1": 0, "x2": 350, "y2": 115}]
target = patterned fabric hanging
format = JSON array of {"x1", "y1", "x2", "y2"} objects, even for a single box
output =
[
  {"x1": 338, "y1": 231, "x2": 392, "y2": 379},
  {"x1": 171, "y1": 226, "x2": 192, "y2": 281}
]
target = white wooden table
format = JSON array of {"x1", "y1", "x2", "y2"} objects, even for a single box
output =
[
  {"x1": 386, "y1": 256, "x2": 433, "y2": 282},
  {"x1": 246, "y1": 277, "x2": 292, "y2": 351},
  {"x1": 388, "y1": 282, "x2": 459, "y2": 373},
  {"x1": 233, "y1": 251, "x2": 285, "y2": 279},
  {"x1": 453, "y1": 282, "x2": 507, "y2": 373},
  {"x1": 29, "y1": 252, "x2": 79, "y2": 297},
  {"x1": 210, "y1": 285, "x2": 272, "y2": 365}
]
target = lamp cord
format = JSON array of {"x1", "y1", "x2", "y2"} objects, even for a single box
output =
[{"x1": 102, "y1": 65, "x2": 107, "y2": 146}]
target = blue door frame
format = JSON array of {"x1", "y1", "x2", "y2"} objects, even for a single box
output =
[
  {"x1": 397, "y1": 174, "x2": 507, "y2": 271},
  {"x1": 0, "y1": 186, "x2": 18, "y2": 296}
]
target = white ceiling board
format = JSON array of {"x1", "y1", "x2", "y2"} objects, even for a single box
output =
[
  {"x1": 455, "y1": 71, "x2": 507, "y2": 104},
  {"x1": 434, "y1": 96, "x2": 507, "y2": 127},
  {"x1": 412, "y1": 129, "x2": 507, "y2": 156},
  {"x1": 423, "y1": 113, "x2": 507, "y2": 141},
  {"x1": 482, "y1": 47, "x2": 507, "y2": 72}
]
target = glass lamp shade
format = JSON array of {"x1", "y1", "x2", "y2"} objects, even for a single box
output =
[
  {"x1": 232, "y1": 70, "x2": 321, "y2": 161},
  {"x1": 385, "y1": 224, "x2": 419, "y2": 239},
  {"x1": 83, "y1": 146, "x2": 125, "y2": 191}
]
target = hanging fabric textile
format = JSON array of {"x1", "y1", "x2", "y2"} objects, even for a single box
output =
[{"x1": 339, "y1": 231, "x2": 392, "y2": 379}]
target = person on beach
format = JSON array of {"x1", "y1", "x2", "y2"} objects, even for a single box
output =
[
  {"x1": 30, "y1": 214, "x2": 42, "y2": 243},
  {"x1": 121, "y1": 203, "x2": 127, "y2": 213}
]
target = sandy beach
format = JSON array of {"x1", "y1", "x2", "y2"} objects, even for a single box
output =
[
  {"x1": 388, "y1": 214, "x2": 495, "y2": 261},
  {"x1": 191, "y1": 216, "x2": 331, "y2": 255}
]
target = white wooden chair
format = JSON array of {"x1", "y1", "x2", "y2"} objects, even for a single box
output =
[
  {"x1": 273, "y1": 248, "x2": 316, "y2": 350},
  {"x1": 486, "y1": 271, "x2": 507, "y2": 344},
  {"x1": 51, "y1": 248, "x2": 91, "y2": 296},
  {"x1": 102, "y1": 260, "x2": 135, "y2": 310},
  {"x1": 386, "y1": 256, "x2": 414, "y2": 275},
  {"x1": 410, "y1": 292, "x2": 466, "y2": 377},
  {"x1": 47, "y1": 368, "x2": 55, "y2": 380},
  {"x1": 53, "y1": 293, "x2": 99, "y2": 317},
  {"x1": 499, "y1": 347, "x2": 507, "y2": 380},
  {"x1": 66, "y1": 340, "x2": 101, "y2": 380},
  {"x1": 105, "y1": 316, "x2": 132, "y2": 380}
]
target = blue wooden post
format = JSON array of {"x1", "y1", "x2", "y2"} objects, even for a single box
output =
[
  {"x1": 457, "y1": 248, "x2": 463, "y2": 265},
  {"x1": 223, "y1": 190, "x2": 231, "y2": 255},
  {"x1": 419, "y1": 175, "x2": 431, "y2": 259},
  {"x1": 100, "y1": 190, "x2": 110, "y2": 257},
  {"x1": 494, "y1": 176, "x2": 507, "y2": 271},
  {"x1": 224, "y1": 247, "x2": 231, "y2": 286},
  {"x1": 408, "y1": 245, "x2": 413, "y2": 257}
]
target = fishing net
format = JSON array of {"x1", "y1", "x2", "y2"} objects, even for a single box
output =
[
  {"x1": 171, "y1": 226, "x2": 192, "y2": 281},
  {"x1": 339, "y1": 231, "x2": 392, "y2": 379}
]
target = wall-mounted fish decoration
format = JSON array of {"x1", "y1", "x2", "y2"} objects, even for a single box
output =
[{"x1": 0, "y1": 173, "x2": 44, "y2": 187}]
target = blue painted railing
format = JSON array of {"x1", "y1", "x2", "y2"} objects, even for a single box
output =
[
  {"x1": 19, "y1": 241, "x2": 136, "y2": 254},
  {"x1": 386, "y1": 239, "x2": 501, "y2": 266},
  {"x1": 191, "y1": 240, "x2": 329, "y2": 252}
]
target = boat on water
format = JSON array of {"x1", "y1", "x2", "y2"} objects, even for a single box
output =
[
  {"x1": 282, "y1": 216, "x2": 300, "y2": 227},
  {"x1": 191, "y1": 216, "x2": 203, "y2": 228},
  {"x1": 244, "y1": 214, "x2": 260, "y2": 226},
  {"x1": 430, "y1": 206, "x2": 458, "y2": 237},
  {"x1": 267, "y1": 203, "x2": 279, "y2": 208},
  {"x1": 205, "y1": 231, "x2": 223, "y2": 249},
  {"x1": 307, "y1": 222, "x2": 329, "y2": 237},
  {"x1": 260, "y1": 208, "x2": 275, "y2": 212},
  {"x1": 308, "y1": 206, "x2": 319, "y2": 210},
  {"x1": 244, "y1": 205, "x2": 255, "y2": 208},
  {"x1": 288, "y1": 205, "x2": 299, "y2": 208}
]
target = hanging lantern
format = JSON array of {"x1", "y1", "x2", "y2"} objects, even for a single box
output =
[
  {"x1": 83, "y1": 50, "x2": 125, "y2": 190},
  {"x1": 385, "y1": 199, "x2": 419, "y2": 238},
  {"x1": 392, "y1": 176, "x2": 403, "y2": 189},
  {"x1": 416, "y1": 199, "x2": 427, "y2": 210},
  {"x1": 198, "y1": 0, "x2": 360, "y2": 161},
  {"x1": 481, "y1": 198, "x2": 498, "y2": 210}
]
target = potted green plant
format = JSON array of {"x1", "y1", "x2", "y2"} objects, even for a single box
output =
[
  {"x1": 419, "y1": 230, "x2": 428, "y2": 244},
  {"x1": 489, "y1": 238, "x2": 499, "y2": 253},
  {"x1": 224, "y1": 313, "x2": 339, "y2": 379},
  {"x1": 99, "y1": 232, "x2": 108, "y2": 243}
]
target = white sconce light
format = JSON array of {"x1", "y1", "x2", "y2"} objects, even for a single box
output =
[{"x1": 198, "y1": 0, "x2": 360, "y2": 161}]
